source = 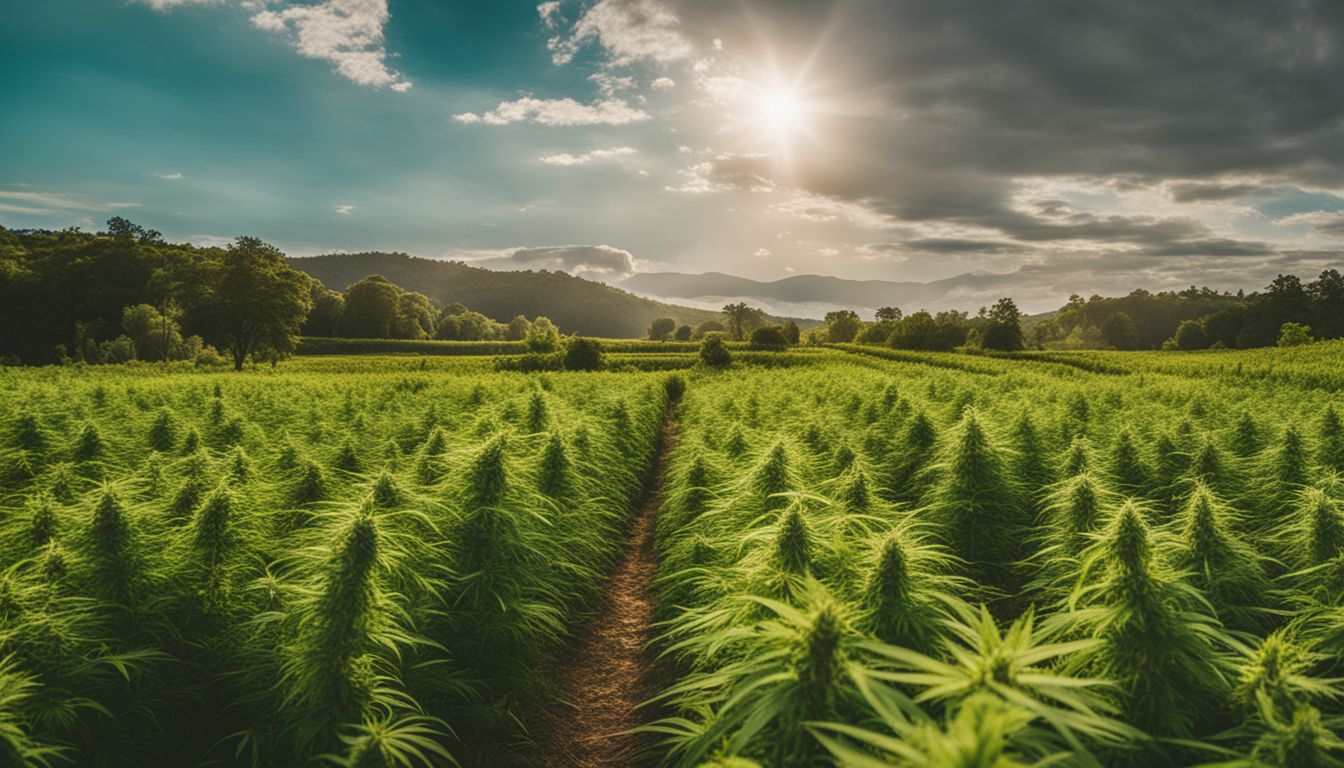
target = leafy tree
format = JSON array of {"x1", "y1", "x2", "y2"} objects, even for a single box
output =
[
  {"x1": 648, "y1": 317, "x2": 677, "y2": 341},
  {"x1": 1308, "y1": 268, "x2": 1344, "y2": 339},
  {"x1": 979, "y1": 298, "x2": 1023, "y2": 351},
  {"x1": 781, "y1": 320, "x2": 800, "y2": 345},
  {"x1": 506, "y1": 315, "x2": 532, "y2": 341},
  {"x1": 121, "y1": 303, "x2": 184, "y2": 361},
  {"x1": 340, "y1": 275, "x2": 402, "y2": 338},
  {"x1": 525, "y1": 317, "x2": 560, "y2": 352},
  {"x1": 303, "y1": 281, "x2": 344, "y2": 337},
  {"x1": 824, "y1": 310, "x2": 862, "y2": 343},
  {"x1": 674, "y1": 324, "x2": 693, "y2": 341},
  {"x1": 750, "y1": 325, "x2": 789, "y2": 349},
  {"x1": 563, "y1": 337, "x2": 604, "y2": 370},
  {"x1": 1201, "y1": 307, "x2": 1246, "y2": 349},
  {"x1": 722, "y1": 303, "x2": 768, "y2": 341},
  {"x1": 393, "y1": 290, "x2": 435, "y2": 339},
  {"x1": 699, "y1": 332, "x2": 732, "y2": 367},
  {"x1": 1171, "y1": 319, "x2": 1210, "y2": 351},
  {"x1": 1100, "y1": 311, "x2": 1139, "y2": 350},
  {"x1": 693, "y1": 319, "x2": 726, "y2": 339},
  {"x1": 186, "y1": 236, "x2": 312, "y2": 370},
  {"x1": 875, "y1": 306, "x2": 902, "y2": 323},
  {"x1": 1278, "y1": 322, "x2": 1313, "y2": 347},
  {"x1": 889, "y1": 311, "x2": 940, "y2": 350}
]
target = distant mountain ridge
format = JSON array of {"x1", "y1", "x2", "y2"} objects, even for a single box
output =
[
  {"x1": 620, "y1": 271, "x2": 1018, "y2": 316},
  {"x1": 290, "y1": 252, "x2": 741, "y2": 338}
]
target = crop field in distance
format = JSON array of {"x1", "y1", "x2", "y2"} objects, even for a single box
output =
[{"x1": 2, "y1": 342, "x2": 1344, "y2": 767}]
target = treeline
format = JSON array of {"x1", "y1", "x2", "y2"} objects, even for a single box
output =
[
  {"x1": 1, "y1": 219, "x2": 311, "y2": 369},
  {"x1": 305, "y1": 274, "x2": 562, "y2": 345},
  {"x1": 1031, "y1": 271, "x2": 1344, "y2": 350},
  {"x1": 807, "y1": 300, "x2": 1027, "y2": 352}
]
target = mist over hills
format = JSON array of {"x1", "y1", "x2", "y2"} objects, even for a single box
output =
[{"x1": 619, "y1": 270, "x2": 1024, "y2": 319}]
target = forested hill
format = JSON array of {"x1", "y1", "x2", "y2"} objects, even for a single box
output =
[{"x1": 289, "y1": 252, "x2": 727, "y2": 338}]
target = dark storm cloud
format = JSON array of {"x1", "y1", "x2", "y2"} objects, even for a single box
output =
[
  {"x1": 678, "y1": 0, "x2": 1344, "y2": 269},
  {"x1": 1168, "y1": 182, "x2": 1281, "y2": 204}
]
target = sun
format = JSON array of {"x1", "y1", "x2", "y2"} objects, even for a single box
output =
[{"x1": 760, "y1": 85, "x2": 803, "y2": 135}]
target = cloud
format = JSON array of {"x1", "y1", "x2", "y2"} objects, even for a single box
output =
[
  {"x1": 155, "y1": 171, "x2": 184, "y2": 180},
  {"x1": 754, "y1": 248, "x2": 771, "y2": 256},
  {"x1": 0, "y1": 190, "x2": 137, "y2": 216},
  {"x1": 1167, "y1": 181, "x2": 1280, "y2": 203},
  {"x1": 589, "y1": 72, "x2": 636, "y2": 97},
  {"x1": 651, "y1": 77, "x2": 676, "y2": 90},
  {"x1": 134, "y1": 0, "x2": 222, "y2": 9},
  {"x1": 767, "y1": 192, "x2": 899, "y2": 229},
  {"x1": 250, "y1": 0, "x2": 411, "y2": 91},
  {"x1": 552, "y1": 0, "x2": 694, "y2": 67},
  {"x1": 455, "y1": 244, "x2": 638, "y2": 277},
  {"x1": 454, "y1": 97, "x2": 649, "y2": 126},
  {"x1": 538, "y1": 146, "x2": 637, "y2": 166},
  {"x1": 537, "y1": 1, "x2": 561, "y2": 28},
  {"x1": 333, "y1": 204, "x2": 355, "y2": 215},
  {"x1": 667, "y1": 153, "x2": 774, "y2": 194}
]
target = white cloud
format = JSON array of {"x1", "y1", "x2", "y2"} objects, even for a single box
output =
[
  {"x1": 450, "y1": 244, "x2": 638, "y2": 278},
  {"x1": 712, "y1": 37, "x2": 723, "y2": 50},
  {"x1": 539, "y1": 146, "x2": 638, "y2": 166},
  {"x1": 667, "y1": 153, "x2": 774, "y2": 194},
  {"x1": 156, "y1": 171, "x2": 184, "y2": 180},
  {"x1": 0, "y1": 190, "x2": 138, "y2": 215},
  {"x1": 754, "y1": 248, "x2": 772, "y2": 256},
  {"x1": 698, "y1": 75, "x2": 752, "y2": 104},
  {"x1": 590, "y1": 72, "x2": 636, "y2": 97},
  {"x1": 250, "y1": 0, "x2": 411, "y2": 91},
  {"x1": 651, "y1": 76, "x2": 676, "y2": 90},
  {"x1": 135, "y1": 0, "x2": 221, "y2": 9},
  {"x1": 455, "y1": 97, "x2": 649, "y2": 126},
  {"x1": 819, "y1": 247, "x2": 840, "y2": 257},
  {"x1": 537, "y1": 1, "x2": 561, "y2": 28},
  {"x1": 333, "y1": 203, "x2": 355, "y2": 215},
  {"x1": 767, "y1": 192, "x2": 900, "y2": 229},
  {"x1": 553, "y1": 0, "x2": 694, "y2": 67}
]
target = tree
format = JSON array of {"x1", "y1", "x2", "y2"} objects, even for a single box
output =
[
  {"x1": 1099, "y1": 311, "x2": 1138, "y2": 350},
  {"x1": 674, "y1": 324, "x2": 693, "y2": 341},
  {"x1": 340, "y1": 275, "x2": 402, "y2": 338},
  {"x1": 749, "y1": 325, "x2": 788, "y2": 350},
  {"x1": 875, "y1": 306, "x2": 902, "y2": 323},
  {"x1": 699, "y1": 332, "x2": 732, "y2": 367},
  {"x1": 121, "y1": 303, "x2": 184, "y2": 361},
  {"x1": 563, "y1": 337, "x2": 604, "y2": 370},
  {"x1": 824, "y1": 310, "x2": 862, "y2": 343},
  {"x1": 506, "y1": 315, "x2": 533, "y2": 341},
  {"x1": 1200, "y1": 307, "x2": 1246, "y2": 349},
  {"x1": 648, "y1": 316, "x2": 677, "y2": 341},
  {"x1": 780, "y1": 320, "x2": 800, "y2": 345},
  {"x1": 1308, "y1": 269, "x2": 1344, "y2": 339},
  {"x1": 1171, "y1": 319, "x2": 1210, "y2": 351},
  {"x1": 722, "y1": 303, "x2": 767, "y2": 341},
  {"x1": 979, "y1": 298, "x2": 1024, "y2": 351},
  {"x1": 394, "y1": 291, "x2": 436, "y2": 339},
  {"x1": 303, "y1": 282, "x2": 344, "y2": 337},
  {"x1": 525, "y1": 317, "x2": 560, "y2": 352},
  {"x1": 1278, "y1": 322, "x2": 1313, "y2": 347},
  {"x1": 693, "y1": 319, "x2": 726, "y2": 339},
  {"x1": 186, "y1": 236, "x2": 312, "y2": 371},
  {"x1": 889, "y1": 311, "x2": 940, "y2": 350}
]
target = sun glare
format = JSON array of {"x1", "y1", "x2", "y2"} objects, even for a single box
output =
[{"x1": 760, "y1": 86, "x2": 802, "y2": 135}]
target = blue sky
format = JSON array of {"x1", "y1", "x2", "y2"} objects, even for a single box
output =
[{"x1": 3, "y1": 0, "x2": 1343, "y2": 312}]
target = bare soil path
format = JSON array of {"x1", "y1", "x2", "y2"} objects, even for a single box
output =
[{"x1": 521, "y1": 407, "x2": 679, "y2": 767}]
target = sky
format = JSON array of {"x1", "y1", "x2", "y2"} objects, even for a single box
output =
[{"x1": 3, "y1": 0, "x2": 1344, "y2": 311}]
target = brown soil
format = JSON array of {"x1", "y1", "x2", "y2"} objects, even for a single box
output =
[{"x1": 520, "y1": 408, "x2": 679, "y2": 767}]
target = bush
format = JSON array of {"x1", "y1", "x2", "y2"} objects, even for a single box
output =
[
  {"x1": 1171, "y1": 319, "x2": 1210, "y2": 350},
  {"x1": 749, "y1": 325, "x2": 789, "y2": 350},
  {"x1": 699, "y1": 332, "x2": 732, "y2": 367},
  {"x1": 563, "y1": 337, "x2": 604, "y2": 371},
  {"x1": 1278, "y1": 322, "x2": 1313, "y2": 347}
]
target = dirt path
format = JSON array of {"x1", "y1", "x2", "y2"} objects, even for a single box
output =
[{"x1": 522, "y1": 408, "x2": 678, "y2": 767}]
